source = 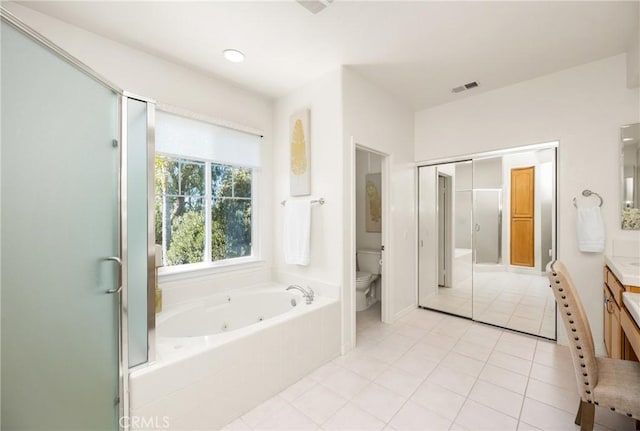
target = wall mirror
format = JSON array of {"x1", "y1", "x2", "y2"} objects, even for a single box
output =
[
  {"x1": 418, "y1": 145, "x2": 557, "y2": 339},
  {"x1": 621, "y1": 123, "x2": 640, "y2": 229}
]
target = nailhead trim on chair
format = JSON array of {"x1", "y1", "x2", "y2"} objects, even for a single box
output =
[{"x1": 552, "y1": 272, "x2": 596, "y2": 405}]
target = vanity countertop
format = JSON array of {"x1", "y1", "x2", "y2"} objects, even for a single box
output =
[
  {"x1": 605, "y1": 255, "x2": 640, "y2": 287},
  {"x1": 623, "y1": 292, "x2": 640, "y2": 329}
]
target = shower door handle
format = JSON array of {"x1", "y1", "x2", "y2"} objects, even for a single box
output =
[
  {"x1": 474, "y1": 224, "x2": 480, "y2": 232},
  {"x1": 104, "y1": 256, "x2": 122, "y2": 294}
]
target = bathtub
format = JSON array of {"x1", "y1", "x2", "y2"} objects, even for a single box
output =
[
  {"x1": 129, "y1": 283, "x2": 341, "y2": 430},
  {"x1": 158, "y1": 288, "x2": 306, "y2": 338}
]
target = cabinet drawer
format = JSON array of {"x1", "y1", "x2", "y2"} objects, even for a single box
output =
[{"x1": 606, "y1": 268, "x2": 624, "y2": 306}]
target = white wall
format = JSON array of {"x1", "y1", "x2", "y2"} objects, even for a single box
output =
[
  {"x1": 5, "y1": 3, "x2": 276, "y2": 294},
  {"x1": 272, "y1": 70, "x2": 344, "y2": 289},
  {"x1": 355, "y1": 149, "x2": 382, "y2": 251},
  {"x1": 415, "y1": 54, "x2": 640, "y2": 352},
  {"x1": 343, "y1": 67, "x2": 416, "y2": 341}
]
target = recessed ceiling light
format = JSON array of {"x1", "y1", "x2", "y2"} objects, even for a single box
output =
[{"x1": 223, "y1": 49, "x2": 245, "y2": 63}]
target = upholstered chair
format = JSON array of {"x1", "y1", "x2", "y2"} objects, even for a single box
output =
[{"x1": 547, "y1": 261, "x2": 640, "y2": 431}]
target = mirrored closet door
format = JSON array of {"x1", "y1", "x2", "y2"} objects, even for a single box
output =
[
  {"x1": 418, "y1": 145, "x2": 557, "y2": 339},
  {"x1": 418, "y1": 160, "x2": 473, "y2": 318}
]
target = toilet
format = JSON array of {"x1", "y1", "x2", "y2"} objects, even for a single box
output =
[{"x1": 356, "y1": 249, "x2": 382, "y2": 312}]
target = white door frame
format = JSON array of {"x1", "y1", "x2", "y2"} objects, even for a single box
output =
[{"x1": 347, "y1": 138, "x2": 392, "y2": 350}]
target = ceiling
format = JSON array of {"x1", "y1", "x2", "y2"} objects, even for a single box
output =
[{"x1": 19, "y1": 1, "x2": 639, "y2": 110}]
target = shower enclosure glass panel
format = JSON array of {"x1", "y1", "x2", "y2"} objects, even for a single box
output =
[
  {"x1": 1, "y1": 21, "x2": 119, "y2": 429},
  {"x1": 418, "y1": 161, "x2": 473, "y2": 318},
  {"x1": 474, "y1": 190, "x2": 502, "y2": 264}
]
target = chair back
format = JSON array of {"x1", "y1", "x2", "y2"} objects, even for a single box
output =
[{"x1": 547, "y1": 261, "x2": 598, "y2": 402}]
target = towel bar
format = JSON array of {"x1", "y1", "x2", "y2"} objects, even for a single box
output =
[
  {"x1": 280, "y1": 197, "x2": 325, "y2": 206},
  {"x1": 572, "y1": 189, "x2": 603, "y2": 208}
]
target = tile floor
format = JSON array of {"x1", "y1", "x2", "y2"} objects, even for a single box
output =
[
  {"x1": 223, "y1": 305, "x2": 636, "y2": 431},
  {"x1": 425, "y1": 268, "x2": 556, "y2": 338}
]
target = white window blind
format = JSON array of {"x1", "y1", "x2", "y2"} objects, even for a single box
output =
[{"x1": 155, "y1": 110, "x2": 261, "y2": 167}]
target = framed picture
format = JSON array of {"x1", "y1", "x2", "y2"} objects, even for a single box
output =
[
  {"x1": 365, "y1": 173, "x2": 382, "y2": 232},
  {"x1": 290, "y1": 109, "x2": 310, "y2": 196}
]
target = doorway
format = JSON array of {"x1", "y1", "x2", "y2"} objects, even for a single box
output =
[{"x1": 355, "y1": 148, "x2": 384, "y2": 326}]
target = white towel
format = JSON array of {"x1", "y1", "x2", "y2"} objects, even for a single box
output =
[
  {"x1": 283, "y1": 200, "x2": 311, "y2": 265},
  {"x1": 576, "y1": 206, "x2": 605, "y2": 253}
]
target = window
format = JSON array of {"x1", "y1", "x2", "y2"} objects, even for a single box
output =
[
  {"x1": 154, "y1": 109, "x2": 261, "y2": 270},
  {"x1": 155, "y1": 155, "x2": 253, "y2": 267}
]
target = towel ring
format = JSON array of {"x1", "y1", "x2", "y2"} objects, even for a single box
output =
[{"x1": 572, "y1": 189, "x2": 603, "y2": 208}]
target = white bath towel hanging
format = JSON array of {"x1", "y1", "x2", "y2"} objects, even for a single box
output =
[
  {"x1": 283, "y1": 200, "x2": 311, "y2": 265},
  {"x1": 576, "y1": 206, "x2": 605, "y2": 253}
]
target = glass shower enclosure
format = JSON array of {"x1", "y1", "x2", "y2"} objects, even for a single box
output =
[{"x1": 1, "y1": 10, "x2": 155, "y2": 430}]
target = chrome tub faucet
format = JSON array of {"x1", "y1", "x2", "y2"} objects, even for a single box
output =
[{"x1": 286, "y1": 284, "x2": 315, "y2": 304}]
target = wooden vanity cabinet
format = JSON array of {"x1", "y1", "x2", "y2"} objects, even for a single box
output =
[
  {"x1": 604, "y1": 266, "x2": 640, "y2": 361},
  {"x1": 603, "y1": 284, "x2": 623, "y2": 359}
]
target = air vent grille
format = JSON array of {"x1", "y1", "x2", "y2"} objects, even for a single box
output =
[{"x1": 451, "y1": 81, "x2": 479, "y2": 94}]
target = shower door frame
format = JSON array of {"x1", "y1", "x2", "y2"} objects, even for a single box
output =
[
  {"x1": 473, "y1": 188, "x2": 503, "y2": 265},
  {"x1": 417, "y1": 141, "x2": 559, "y2": 340},
  {"x1": 1, "y1": 8, "x2": 156, "y2": 430}
]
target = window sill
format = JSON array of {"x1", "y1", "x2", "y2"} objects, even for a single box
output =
[{"x1": 158, "y1": 257, "x2": 266, "y2": 282}]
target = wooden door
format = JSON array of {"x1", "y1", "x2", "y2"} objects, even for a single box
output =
[{"x1": 510, "y1": 166, "x2": 534, "y2": 266}]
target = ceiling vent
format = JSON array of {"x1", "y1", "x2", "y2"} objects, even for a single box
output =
[
  {"x1": 297, "y1": 0, "x2": 333, "y2": 15},
  {"x1": 451, "y1": 81, "x2": 479, "y2": 94}
]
